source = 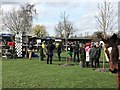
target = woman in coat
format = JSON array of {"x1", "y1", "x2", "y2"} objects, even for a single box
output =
[{"x1": 85, "y1": 45, "x2": 91, "y2": 67}]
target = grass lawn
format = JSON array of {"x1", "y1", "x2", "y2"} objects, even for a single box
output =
[{"x1": 2, "y1": 53, "x2": 117, "y2": 88}]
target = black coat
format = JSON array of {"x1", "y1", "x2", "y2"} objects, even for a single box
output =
[
  {"x1": 57, "y1": 44, "x2": 62, "y2": 53},
  {"x1": 80, "y1": 47, "x2": 86, "y2": 60},
  {"x1": 89, "y1": 47, "x2": 97, "y2": 59},
  {"x1": 46, "y1": 43, "x2": 55, "y2": 55},
  {"x1": 74, "y1": 43, "x2": 79, "y2": 53},
  {"x1": 28, "y1": 43, "x2": 33, "y2": 50},
  {"x1": 95, "y1": 47, "x2": 101, "y2": 59}
]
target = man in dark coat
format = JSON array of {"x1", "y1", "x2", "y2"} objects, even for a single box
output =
[
  {"x1": 94, "y1": 44, "x2": 101, "y2": 68},
  {"x1": 74, "y1": 42, "x2": 80, "y2": 63},
  {"x1": 89, "y1": 44, "x2": 97, "y2": 68},
  {"x1": 80, "y1": 44, "x2": 86, "y2": 67},
  {"x1": 46, "y1": 40, "x2": 55, "y2": 64},
  {"x1": 57, "y1": 42, "x2": 62, "y2": 61}
]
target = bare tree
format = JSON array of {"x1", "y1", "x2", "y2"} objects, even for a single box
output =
[
  {"x1": 55, "y1": 22, "x2": 64, "y2": 38},
  {"x1": 55, "y1": 12, "x2": 75, "y2": 38},
  {"x1": 19, "y1": 3, "x2": 36, "y2": 34},
  {"x1": 95, "y1": 0, "x2": 117, "y2": 69},
  {"x1": 55, "y1": 12, "x2": 75, "y2": 65},
  {"x1": 3, "y1": 9, "x2": 23, "y2": 34},
  {"x1": 95, "y1": 0, "x2": 117, "y2": 39},
  {"x1": 3, "y1": 3, "x2": 36, "y2": 34}
]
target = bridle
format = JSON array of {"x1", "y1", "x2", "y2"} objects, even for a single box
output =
[{"x1": 105, "y1": 44, "x2": 119, "y2": 74}]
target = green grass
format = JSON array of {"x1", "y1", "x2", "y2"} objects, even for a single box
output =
[{"x1": 2, "y1": 56, "x2": 117, "y2": 88}]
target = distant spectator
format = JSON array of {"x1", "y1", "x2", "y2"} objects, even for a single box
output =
[
  {"x1": 68, "y1": 44, "x2": 73, "y2": 62},
  {"x1": 37, "y1": 43, "x2": 41, "y2": 51},
  {"x1": 46, "y1": 41, "x2": 55, "y2": 64},
  {"x1": 3, "y1": 39, "x2": 9, "y2": 49},
  {"x1": 85, "y1": 45, "x2": 91, "y2": 67},
  {"x1": 94, "y1": 44, "x2": 101, "y2": 68},
  {"x1": 57, "y1": 42, "x2": 62, "y2": 61},
  {"x1": 42, "y1": 42, "x2": 46, "y2": 57},
  {"x1": 40, "y1": 43, "x2": 44, "y2": 61},
  {"x1": 89, "y1": 44, "x2": 97, "y2": 68},
  {"x1": 28, "y1": 41, "x2": 34, "y2": 60},
  {"x1": 80, "y1": 44, "x2": 86, "y2": 67},
  {"x1": 73, "y1": 42, "x2": 80, "y2": 63}
]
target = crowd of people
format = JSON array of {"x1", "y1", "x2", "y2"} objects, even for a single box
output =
[
  {"x1": 67, "y1": 42, "x2": 102, "y2": 68},
  {"x1": 27, "y1": 40, "x2": 103, "y2": 68}
]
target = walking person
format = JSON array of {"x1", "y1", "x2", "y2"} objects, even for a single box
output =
[
  {"x1": 28, "y1": 41, "x2": 34, "y2": 60},
  {"x1": 73, "y1": 42, "x2": 80, "y2": 63},
  {"x1": 46, "y1": 40, "x2": 55, "y2": 64}
]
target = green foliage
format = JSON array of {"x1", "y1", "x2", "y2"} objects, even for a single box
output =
[
  {"x1": 32, "y1": 25, "x2": 48, "y2": 37},
  {"x1": 91, "y1": 31, "x2": 104, "y2": 42}
]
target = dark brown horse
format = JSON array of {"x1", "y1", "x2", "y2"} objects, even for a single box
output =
[{"x1": 98, "y1": 33, "x2": 120, "y2": 88}]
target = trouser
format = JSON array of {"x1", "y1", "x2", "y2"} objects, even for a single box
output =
[
  {"x1": 86, "y1": 62, "x2": 89, "y2": 67},
  {"x1": 43, "y1": 48, "x2": 46, "y2": 57},
  {"x1": 82, "y1": 60, "x2": 85, "y2": 67},
  {"x1": 47, "y1": 53, "x2": 53, "y2": 64},
  {"x1": 40, "y1": 49, "x2": 44, "y2": 61},
  {"x1": 90, "y1": 58, "x2": 94, "y2": 68},
  {"x1": 69, "y1": 54, "x2": 72, "y2": 62},
  {"x1": 58, "y1": 52, "x2": 61, "y2": 61},
  {"x1": 74, "y1": 53, "x2": 79, "y2": 62},
  {"x1": 28, "y1": 50, "x2": 32, "y2": 60},
  {"x1": 95, "y1": 58, "x2": 100, "y2": 68},
  {"x1": 40, "y1": 56, "x2": 44, "y2": 61}
]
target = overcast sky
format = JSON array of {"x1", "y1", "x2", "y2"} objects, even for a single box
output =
[{"x1": 1, "y1": 0, "x2": 119, "y2": 36}]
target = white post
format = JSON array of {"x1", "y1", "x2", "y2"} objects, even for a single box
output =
[{"x1": 15, "y1": 32, "x2": 22, "y2": 58}]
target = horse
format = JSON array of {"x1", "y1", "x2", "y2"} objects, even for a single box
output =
[{"x1": 98, "y1": 33, "x2": 120, "y2": 88}]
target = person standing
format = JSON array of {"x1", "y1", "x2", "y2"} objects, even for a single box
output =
[
  {"x1": 89, "y1": 44, "x2": 97, "y2": 68},
  {"x1": 57, "y1": 42, "x2": 62, "y2": 61},
  {"x1": 42, "y1": 42, "x2": 46, "y2": 58},
  {"x1": 28, "y1": 41, "x2": 34, "y2": 60},
  {"x1": 46, "y1": 40, "x2": 55, "y2": 64},
  {"x1": 94, "y1": 44, "x2": 101, "y2": 68},
  {"x1": 85, "y1": 45, "x2": 91, "y2": 67},
  {"x1": 74, "y1": 42, "x2": 80, "y2": 63},
  {"x1": 80, "y1": 44, "x2": 86, "y2": 67},
  {"x1": 68, "y1": 44, "x2": 73, "y2": 62},
  {"x1": 40, "y1": 43, "x2": 44, "y2": 61}
]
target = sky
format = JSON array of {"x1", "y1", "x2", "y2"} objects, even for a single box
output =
[{"x1": 1, "y1": 0, "x2": 119, "y2": 36}]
